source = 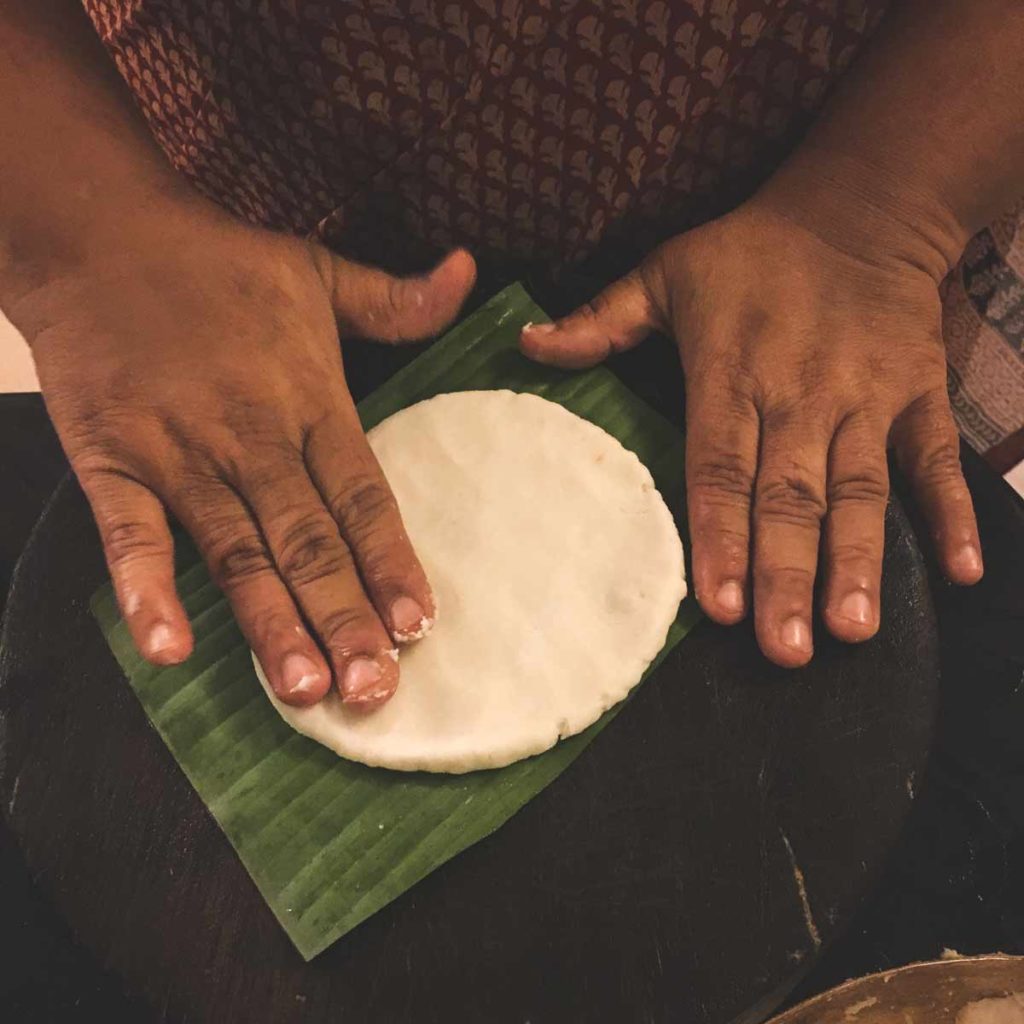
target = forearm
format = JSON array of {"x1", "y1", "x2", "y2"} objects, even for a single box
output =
[
  {"x1": 759, "y1": 0, "x2": 1024, "y2": 281},
  {"x1": 0, "y1": 0, "x2": 217, "y2": 308}
]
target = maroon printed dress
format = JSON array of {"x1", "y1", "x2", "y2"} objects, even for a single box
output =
[{"x1": 82, "y1": 0, "x2": 1024, "y2": 457}]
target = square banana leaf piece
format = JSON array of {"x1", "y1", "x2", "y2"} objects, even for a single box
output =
[{"x1": 91, "y1": 283, "x2": 700, "y2": 960}]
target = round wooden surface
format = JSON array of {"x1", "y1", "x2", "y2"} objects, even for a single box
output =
[
  {"x1": 1, "y1": 290, "x2": 943, "y2": 1024},
  {"x1": 0, "y1": 465, "x2": 939, "y2": 1024}
]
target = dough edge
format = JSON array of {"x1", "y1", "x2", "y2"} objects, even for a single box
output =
[{"x1": 252, "y1": 389, "x2": 687, "y2": 774}]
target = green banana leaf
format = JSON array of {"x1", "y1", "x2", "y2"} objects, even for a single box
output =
[{"x1": 91, "y1": 283, "x2": 700, "y2": 961}]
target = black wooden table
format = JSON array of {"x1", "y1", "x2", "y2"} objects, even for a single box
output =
[{"x1": 0, "y1": 353, "x2": 1021, "y2": 1022}]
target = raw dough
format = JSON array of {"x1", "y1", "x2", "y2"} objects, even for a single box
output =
[{"x1": 253, "y1": 390, "x2": 686, "y2": 773}]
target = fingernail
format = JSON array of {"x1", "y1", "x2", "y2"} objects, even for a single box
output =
[
  {"x1": 780, "y1": 616, "x2": 811, "y2": 653},
  {"x1": 950, "y1": 544, "x2": 983, "y2": 579},
  {"x1": 147, "y1": 621, "x2": 177, "y2": 656},
  {"x1": 342, "y1": 656, "x2": 387, "y2": 702},
  {"x1": 280, "y1": 651, "x2": 324, "y2": 697},
  {"x1": 837, "y1": 590, "x2": 872, "y2": 626},
  {"x1": 390, "y1": 595, "x2": 433, "y2": 642},
  {"x1": 715, "y1": 580, "x2": 744, "y2": 615},
  {"x1": 523, "y1": 321, "x2": 556, "y2": 335}
]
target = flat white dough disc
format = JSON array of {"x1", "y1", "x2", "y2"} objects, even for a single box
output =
[{"x1": 253, "y1": 390, "x2": 686, "y2": 774}]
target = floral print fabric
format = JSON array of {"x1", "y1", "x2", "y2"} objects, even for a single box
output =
[{"x1": 81, "y1": 0, "x2": 1022, "y2": 455}]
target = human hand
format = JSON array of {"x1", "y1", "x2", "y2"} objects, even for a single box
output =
[
  {"x1": 521, "y1": 201, "x2": 981, "y2": 667},
  {"x1": 16, "y1": 212, "x2": 475, "y2": 705}
]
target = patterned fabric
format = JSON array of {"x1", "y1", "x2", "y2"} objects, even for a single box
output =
[
  {"x1": 941, "y1": 201, "x2": 1024, "y2": 459},
  {"x1": 81, "y1": 0, "x2": 1023, "y2": 456}
]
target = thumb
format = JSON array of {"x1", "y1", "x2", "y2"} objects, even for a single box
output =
[
  {"x1": 321, "y1": 247, "x2": 477, "y2": 343},
  {"x1": 519, "y1": 263, "x2": 667, "y2": 369}
]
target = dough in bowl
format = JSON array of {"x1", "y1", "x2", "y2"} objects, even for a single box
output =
[{"x1": 253, "y1": 389, "x2": 686, "y2": 773}]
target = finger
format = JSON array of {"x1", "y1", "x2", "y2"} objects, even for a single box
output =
[
  {"x1": 685, "y1": 387, "x2": 759, "y2": 625},
  {"x1": 821, "y1": 414, "x2": 890, "y2": 643},
  {"x1": 305, "y1": 413, "x2": 436, "y2": 645},
  {"x1": 80, "y1": 468, "x2": 192, "y2": 665},
  {"x1": 170, "y1": 483, "x2": 336, "y2": 708},
  {"x1": 753, "y1": 407, "x2": 831, "y2": 668},
  {"x1": 241, "y1": 462, "x2": 402, "y2": 706},
  {"x1": 892, "y1": 389, "x2": 982, "y2": 584},
  {"x1": 519, "y1": 263, "x2": 667, "y2": 369},
  {"x1": 325, "y1": 247, "x2": 477, "y2": 343}
]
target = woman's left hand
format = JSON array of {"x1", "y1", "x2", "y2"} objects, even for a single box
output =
[{"x1": 520, "y1": 200, "x2": 982, "y2": 668}]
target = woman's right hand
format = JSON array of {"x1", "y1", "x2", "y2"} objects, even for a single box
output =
[{"x1": 9, "y1": 207, "x2": 475, "y2": 708}]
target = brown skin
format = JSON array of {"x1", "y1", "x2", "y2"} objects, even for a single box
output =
[
  {"x1": 3, "y1": 0, "x2": 1021, "y2": 687},
  {"x1": 523, "y1": 0, "x2": 1024, "y2": 666},
  {"x1": 0, "y1": 0, "x2": 477, "y2": 706},
  {"x1": 522, "y1": 204, "x2": 974, "y2": 667},
  {"x1": 24, "y1": 224, "x2": 476, "y2": 707}
]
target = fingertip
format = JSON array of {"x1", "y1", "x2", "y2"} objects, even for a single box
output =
[
  {"x1": 944, "y1": 542, "x2": 984, "y2": 586},
  {"x1": 338, "y1": 650, "x2": 399, "y2": 708},
  {"x1": 428, "y1": 247, "x2": 477, "y2": 301},
  {"x1": 388, "y1": 594, "x2": 435, "y2": 645},
  {"x1": 823, "y1": 589, "x2": 879, "y2": 644},
  {"x1": 823, "y1": 617, "x2": 878, "y2": 644},
  {"x1": 698, "y1": 579, "x2": 747, "y2": 625},
  {"x1": 274, "y1": 649, "x2": 331, "y2": 707},
  {"x1": 520, "y1": 321, "x2": 556, "y2": 337},
  {"x1": 123, "y1": 590, "x2": 192, "y2": 664},
  {"x1": 518, "y1": 320, "x2": 558, "y2": 359},
  {"x1": 434, "y1": 246, "x2": 477, "y2": 287},
  {"x1": 143, "y1": 619, "x2": 194, "y2": 665},
  {"x1": 823, "y1": 612, "x2": 878, "y2": 645},
  {"x1": 767, "y1": 645, "x2": 814, "y2": 670},
  {"x1": 413, "y1": 248, "x2": 477, "y2": 335},
  {"x1": 519, "y1": 321, "x2": 602, "y2": 369},
  {"x1": 714, "y1": 579, "x2": 747, "y2": 623},
  {"x1": 760, "y1": 615, "x2": 813, "y2": 669}
]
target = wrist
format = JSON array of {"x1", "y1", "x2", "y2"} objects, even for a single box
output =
[
  {"x1": 1, "y1": 186, "x2": 232, "y2": 336},
  {"x1": 753, "y1": 149, "x2": 970, "y2": 286}
]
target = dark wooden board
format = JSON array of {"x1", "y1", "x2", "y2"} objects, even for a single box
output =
[
  {"x1": 0, "y1": 286, "x2": 941, "y2": 1023},
  {"x1": 0, "y1": 481, "x2": 939, "y2": 1024}
]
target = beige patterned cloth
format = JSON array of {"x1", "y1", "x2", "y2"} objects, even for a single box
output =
[
  {"x1": 82, "y1": 0, "x2": 1022, "y2": 458},
  {"x1": 942, "y1": 201, "x2": 1024, "y2": 463}
]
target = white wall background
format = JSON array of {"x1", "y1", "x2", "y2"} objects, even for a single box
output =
[{"x1": 0, "y1": 308, "x2": 39, "y2": 392}]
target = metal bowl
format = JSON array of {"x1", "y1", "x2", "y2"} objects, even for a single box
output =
[{"x1": 766, "y1": 955, "x2": 1024, "y2": 1023}]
